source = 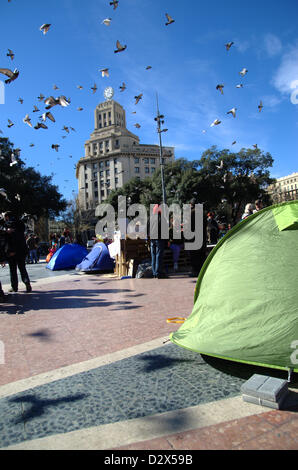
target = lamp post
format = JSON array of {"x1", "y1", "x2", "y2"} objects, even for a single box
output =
[{"x1": 154, "y1": 94, "x2": 168, "y2": 205}]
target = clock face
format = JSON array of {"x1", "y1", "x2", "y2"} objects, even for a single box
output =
[{"x1": 104, "y1": 87, "x2": 114, "y2": 100}]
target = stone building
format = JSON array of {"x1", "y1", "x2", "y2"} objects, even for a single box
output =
[
  {"x1": 76, "y1": 92, "x2": 174, "y2": 212},
  {"x1": 266, "y1": 172, "x2": 298, "y2": 203}
]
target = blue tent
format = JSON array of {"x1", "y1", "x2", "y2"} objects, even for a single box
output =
[
  {"x1": 46, "y1": 244, "x2": 88, "y2": 271},
  {"x1": 76, "y1": 242, "x2": 114, "y2": 272}
]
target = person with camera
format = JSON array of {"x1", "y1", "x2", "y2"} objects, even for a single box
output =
[{"x1": 4, "y1": 212, "x2": 32, "y2": 293}]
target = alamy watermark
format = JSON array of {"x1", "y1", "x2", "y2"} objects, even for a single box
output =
[
  {"x1": 290, "y1": 80, "x2": 298, "y2": 105},
  {"x1": 290, "y1": 340, "x2": 298, "y2": 365},
  {"x1": 0, "y1": 80, "x2": 4, "y2": 105},
  {"x1": 95, "y1": 196, "x2": 203, "y2": 250}
]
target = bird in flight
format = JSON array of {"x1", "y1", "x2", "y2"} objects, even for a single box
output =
[
  {"x1": 7, "y1": 119, "x2": 14, "y2": 128},
  {"x1": 146, "y1": 66, "x2": 152, "y2": 70},
  {"x1": 236, "y1": 84, "x2": 243, "y2": 88},
  {"x1": 100, "y1": 68, "x2": 109, "y2": 77},
  {"x1": 33, "y1": 105, "x2": 40, "y2": 113},
  {"x1": 34, "y1": 122, "x2": 48, "y2": 130},
  {"x1": 40, "y1": 111, "x2": 55, "y2": 122},
  {"x1": 210, "y1": 119, "x2": 221, "y2": 127},
  {"x1": 216, "y1": 84, "x2": 224, "y2": 95},
  {"x1": 51, "y1": 144, "x2": 60, "y2": 152},
  {"x1": 91, "y1": 83, "x2": 97, "y2": 93},
  {"x1": 10, "y1": 154, "x2": 18, "y2": 166},
  {"x1": 109, "y1": 0, "x2": 118, "y2": 10},
  {"x1": 114, "y1": 40, "x2": 127, "y2": 53},
  {"x1": 0, "y1": 68, "x2": 19, "y2": 83},
  {"x1": 40, "y1": 24, "x2": 51, "y2": 35},
  {"x1": 165, "y1": 13, "x2": 175, "y2": 25},
  {"x1": 119, "y1": 82, "x2": 126, "y2": 92},
  {"x1": 227, "y1": 107, "x2": 237, "y2": 118},
  {"x1": 134, "y1": 93, "x2": 143, "y2": 104},
  {"x1": 258, "y1": 100, "x2": 263, "y2": 112},
  {"x1": 7, "y1": 49, "x2": 14, "y2": 60},
  {"x1": 18, "y1": 97, "x2": 24, "y2": 104},
  {"x1": 239, "y1": 68, "x2": 248, "y2": 76},
  {"x1": 102, "y1": 18, "x2": 112, "y2": 26},
  {"x1": 37, "y1": 93, "x2": 45, "y2": 101},
  {"x1": 134, "y1": 123, "x2": 141, "y2": 128},
  {"x1": 44, "y1": 95, "x2": 70, "y2": 109},
  {"x1": 23, "y1": 114, "x2": 33, "y2": 127},
  {"x1": 225, "y1": 42, "x2": 234, "y2": 51}
]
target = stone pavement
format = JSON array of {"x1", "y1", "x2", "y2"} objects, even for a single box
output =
[{"x1": 0, "y1": 272, "x2": 297, "y2": 450}]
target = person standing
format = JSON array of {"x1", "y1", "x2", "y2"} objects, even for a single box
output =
[
  {"x1": 4, "y1": 212, "x2": 32, "y2": 293},
  {"x1": 253, "y1": 199, "x2": 263, "y2": 213},
  {"x1": 27, "y1": 233, "x2": 38, "y2": 264},
  {"x1": 149, "y1": 204, "x2": 168, "y2": 279}
]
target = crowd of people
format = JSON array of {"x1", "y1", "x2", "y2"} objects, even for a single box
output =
[{"x1": 0, "y1": 199, "x2": 264, "y2": 301}]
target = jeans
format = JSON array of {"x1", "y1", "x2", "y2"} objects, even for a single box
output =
[
  {"x1": 8, "y1": 255, "x2": 30, "y2": 291},
  {"x1": 29, "y1": 249, "x2": 38, "y2": 263},
  {"x1": 150, "y1": 239, "x2": 165, "y2": 277}
]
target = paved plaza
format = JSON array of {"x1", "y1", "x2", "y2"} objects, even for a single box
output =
[{"x1": 0, "y1": 272, "x2": 297, "y2": 450}]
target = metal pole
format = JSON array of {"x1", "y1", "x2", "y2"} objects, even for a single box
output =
[{"x1": 155, "y1": 93, "x2": 167, "y2": 205}]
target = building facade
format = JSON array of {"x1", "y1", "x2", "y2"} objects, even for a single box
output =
[
  {"x1": 76, "y1": 96, "x2": 175, "y2": 211},
  {"x1": 266, "y1": 172, "x2": 298, "y2": 203}
]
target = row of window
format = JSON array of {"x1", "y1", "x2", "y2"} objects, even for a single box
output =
[{"x1": 135, "y1": 167, "x2": 155, "y2": 174}]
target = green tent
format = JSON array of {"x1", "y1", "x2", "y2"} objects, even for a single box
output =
[{"x1": 170, "y1": 201, "x2": 298, "y2": 373}]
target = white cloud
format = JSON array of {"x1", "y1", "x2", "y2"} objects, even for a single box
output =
[
  {"x1": 264, "y1": 33, "x2": 282, "y2": 57},
  {"x1": 273, "y1": 43, "x2": 298, "y2": 94}
]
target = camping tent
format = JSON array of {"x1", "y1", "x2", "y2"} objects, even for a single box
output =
[
  {"x1": 170, "y1": 201, "x2": 298, "y2": 373},
  {"x1": 76, "y1": 242, "x2": 114, "y2": 272},
  {"x1": 46, "y1": 243, "x2": 88, "y2": 271}
]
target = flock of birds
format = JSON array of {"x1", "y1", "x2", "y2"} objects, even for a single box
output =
[{"x1": 0, "y1": 0, "x2": 264, "y2": 197}]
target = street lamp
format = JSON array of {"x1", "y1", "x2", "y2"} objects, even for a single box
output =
[{"x1": 154, "y1": 93, "x2": 167, "y2": 205}]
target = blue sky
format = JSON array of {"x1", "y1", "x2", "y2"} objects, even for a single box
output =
[{"x1": 1, "y1": 0, "x2": 298, "y2": 202}]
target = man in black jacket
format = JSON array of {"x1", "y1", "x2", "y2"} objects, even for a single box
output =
[{"x1": 4, "y1": 212, "x2": 32, "y2": 293}]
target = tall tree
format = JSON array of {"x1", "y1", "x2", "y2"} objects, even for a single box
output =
[{"x1": 0, "y1": 137, "x2": 67, "y2": 218}]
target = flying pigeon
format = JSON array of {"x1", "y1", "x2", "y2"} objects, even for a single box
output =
[
  {"x1": 227, "y1": 107, "x2": 237, "y2": 118},
  {"x1": 100, "y1": 68, "x2": 109, "y2": 77},
  {"x1": 32, "y1": 105, "x2": 40, "y2": 112},
  {"x1": 210, "y1": 119, "x2": 221, "y2": 127},
  {"x1": 18, "y1": 98, "x2": 24, "y2": 104},
  {"x1": 165, "y1": 13, "x2": 175, "y2": 25},
  {"x1": 114, "y1": 40, "x2": 127, "y2": 53},
  {"x1": 252, "y1": 144, "x2": 258, "y2": 149},
  {"x1": 102, "y1": 18, "x2": 112, "y2": 26},
  {"x1": 0, "y1": 189, "x2": 10, "y2": 201},
  {"x1": 109, "y1": 0, "x2": 118, "y2": 10},
  {"x1": 7, "y1": 119, "x2": 14, "y2": 128},
  {"x1": 91, "y1": 83, "x2": 97, "y2": 93},
  {"x1": 119, "y1": 82, "x2": 126, "y2": 92},
  {"x1": 70, "y1": 127, "x2": 76, "y2": 132},
  {"x1": 258, "y1": 100, "x2": 263, "y2": 112},
  {"x1": 232, "y1": 141, "x2": 237, "y2": 145},
  {"x1": 10, "y1": 153, "x2": 17, "y2": 166},
  {"x1": 44, "y1": 95, "x2": 70, "y2": 109},
  {"x1": 34, "y1": 122, "x2": 48, "y2": 130},
  {"x1": 134, "y1": 93, "x2": 143, "y2": 104},
  {"x1": 40, "y1": 24, "x2": 51, "y2": 35},
  {"x1": 0, "y1": 68, "x2": 19, "y2": 83},
  {"x1": 216, "y1": 84, "x2": 224, "y2": 95},
  {"x1": 225, "y1": 42, "x2": 234, "y2": 51},
  {"x1": 216, "y1": 160, "x2": 224, "y2": 170},
  {"x1": 7, "y1": 49, "x2": 14, "y2": 60},
  {"x1": 51, "y1": 144, "x2": 60, "y2": 152},
  {"x1": 41, "y1": 111, "x2": 55, "y2": 122},
  {"x1": 77, "y1": 107, "x2": 83, "y2": 111},
  {"x1": 239, "y1": 68, "x2": 248, "y2": 76},
  {"x1": 37, "y1": 93, "x2": 45, "y2": 101},
  {"x1": 23, "y1": 114, "x2": 33, "y2": 127},
  {"x1": 77, "y1": 85, "x2": 83, "y2": 90},
  {"x1": 236, "y1": 84, "x2": 243, "y2": 88},
  {"x1": 29, "y1": 143, "x2": 35, "y2": 147},
  {"x1": 134, "y1": 123, "x2": 141, "y2": 128},
  {"x1": 53, "y1": 84, "x2": 59, "y2": 90},
  {"x1": 146, "y1": 66, "x2": 152, "y2": 70},
  {"x1": 62, "y1": 126, "x2": 70, "y2": 133}
]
